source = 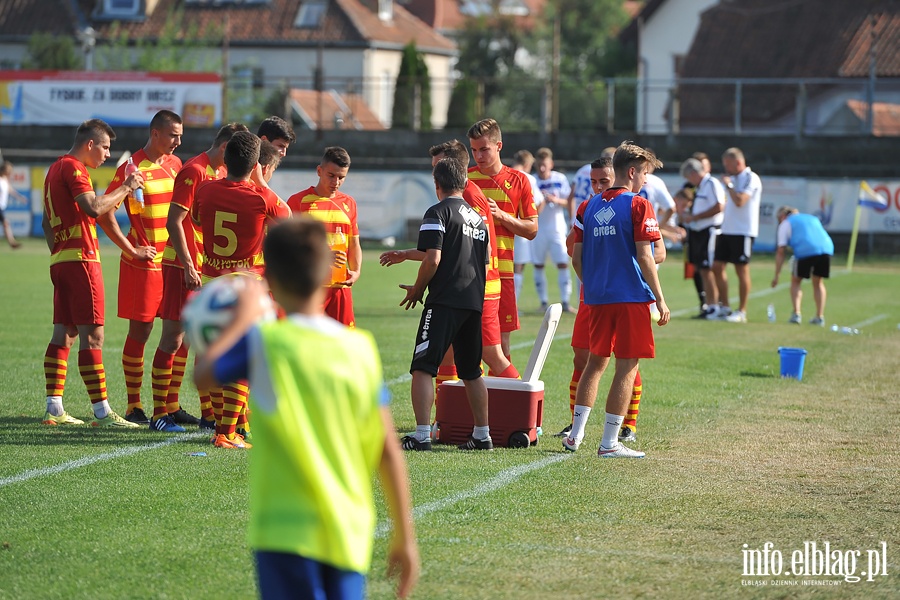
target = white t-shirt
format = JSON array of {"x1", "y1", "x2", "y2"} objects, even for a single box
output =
[
  {"x1": 570, "y1": 163, "x2": 592, "y2": 206},
  {"x1": 536, "y1": 171, "x2": 571, "y2": 238},
  {"x1": 640, "y1": 173, "x2": 676, "y2": 226},
  {"x1": 721, "y1": 166, "x2": 762, "y2": 237},
  {"x1": 0, "y1": 178, "x2": 9, "y2": 211},
  {"x1": 690, "y1": 174, "x2": 726, "y2": 231},
  {"x1": 525, "y1": 172, "x2": 544, "y2": 212}
]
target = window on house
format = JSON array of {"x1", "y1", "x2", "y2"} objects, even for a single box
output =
[
  {"x1": 673, "y1": 54, "x2": 686, "y2": 78},
  {"x1": 295, "y1": 0, "x2": 328, "y2": 28},
  {"x1": 460, "y1": 0, "x2": 528, "y2": 17},
  {"x1": 104, "y1": 0, "x2": 140, "y2": 16}
]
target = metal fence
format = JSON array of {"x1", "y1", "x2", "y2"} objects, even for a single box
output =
[{"x1": 232, "y1": 73, "x2": 900, "y2": 136}]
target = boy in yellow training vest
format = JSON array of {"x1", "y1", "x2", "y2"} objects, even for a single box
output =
[{"x1": 194, "y1": 217, "x2": 418, "y2": 599}]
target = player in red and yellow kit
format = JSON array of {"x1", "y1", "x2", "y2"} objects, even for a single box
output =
[
  {"x1": 287, "y1": 147, "x2": 360, "y2": 327},
  {"x1": 40, "y1": 119, "x2": 145, "y2": 428},
  {"x1": 151, "y1": 123, "x2": 249, "y2": 433},
  {"x1": 381, "y1": 140, "x2": 520, "y2": 387},
  {"x1": 192, "y1": 131, "x2": 290, "y2": 448},
  {"x1": 467, "y1": 119, "x2": 537, "y2": 362},
  {"x1": 97, "y1": 110, "x2": 185, "y2": 431}
]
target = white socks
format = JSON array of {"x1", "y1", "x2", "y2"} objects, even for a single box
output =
[
  {"x1": 92, "y1": 401, "x2": 112, "y2": 419},
  {"x1": 46, "y1": 396, "x2": 64, "y2": 417},
  {"x1": 558, "y1": 268, "x2": 571, "y2": 305},
  {"x1": 415, "y1": 425, "x2": 432, "y2": 442},
  {"x1": 513, "y1": 272, "x2": 524, "y2": 300},
  {"x1": 601, "y1": 413, "x2": 625, "y2": 449},
  {"x1": 569, "y1": 405, "x2": 592, "y2": 441},
  {"x1": 534, "y1": 267, "x2": 548, "y2": 304},
  {"x1": 473, "y1": 425, "x2": 490, "y2": 441}
]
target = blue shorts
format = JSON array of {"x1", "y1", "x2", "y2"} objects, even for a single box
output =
[{"x1": 255, "y1": 551, "x2": 365, "y2": 600}]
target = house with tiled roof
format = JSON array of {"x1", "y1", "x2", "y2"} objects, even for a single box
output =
[
  {"x1": 622, "y1": 0, "x2": 900, "y2": 135},
  {"x1": 0, "y1": 0, "x2": 457, "y2": 129},
  {"x1": 619, "y1": 0, "x2": 719, "y2": 134},
  {"x1": 676, "y1": 0, "x2": 900, "y2": 135}
]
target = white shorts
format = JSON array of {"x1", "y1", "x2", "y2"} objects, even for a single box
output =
[
  {"x1": 513, "y1": 235, "x2": 533, "y2": 265},
  {"x1": 531, "y1": 231, "x2": 569, "y2": 266}
]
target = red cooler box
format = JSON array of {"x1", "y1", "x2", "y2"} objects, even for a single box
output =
[{"x1": 434, "y1": 377, "x2": 544, "y2": 448}]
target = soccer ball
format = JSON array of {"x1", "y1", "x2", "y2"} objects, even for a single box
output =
[{"x1": 181, "y1": 274, "x2": 275, "y2": 354}]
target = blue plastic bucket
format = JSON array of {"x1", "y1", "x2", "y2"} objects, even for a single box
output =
[{"x1": 778, "y1": 347, "x2": 808, "y2": 380}]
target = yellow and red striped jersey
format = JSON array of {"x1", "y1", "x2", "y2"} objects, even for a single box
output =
[
  {"x1": 463, "y1": 180, "x2": 501, "y2": 301},
  {"x1": 192, "y1": 179, "x2": 289, "y2": 280},
  {"x1": 467, "y1": 165, "x2": 536, "y2": 279},
  {"x1": 43, "y1": 155, "x2": 101, "y2": 265},
  {"x1": 287, "y1": 187, "x2": 359, "y2": 288},
  {"x1": 106, "y1": 149, "x2": 182, "y2": 272},
  {"x1": 161, "y1": 153, "x2": 220, "y2": 270}
]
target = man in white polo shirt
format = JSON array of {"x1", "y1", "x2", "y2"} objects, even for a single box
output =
[
  {"x1": 679, "y1": 158, "x2": 725, "y2": 319},
  {"x1": 714, "y1": 147, "x2": 762, "y2": 323}
]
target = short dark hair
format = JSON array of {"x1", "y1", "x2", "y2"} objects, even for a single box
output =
[
  {"x1": 322, "y1": 146, "x2": 350, "y2": 168},
  {"x1": 224, "y1": 131, "x2": 260, "y2": 178},
  {"x1": 433, "y1": 157, "x2": 467, "y2": 194},
  {"x1": 213, "y1": 122, "x2": 249, "y2": 147},
  {"x1": 264, "y1": 217, "x2": 331, "y2": 298},
  {"x1": 590, "y1": 157, "x2": 612, "y2": 170},
  {"x1": 150, "y1": 110, "x2": 182, "y2": 130},
  {"x1": 429, "y1": 139, "x2": 469, "y2": 167},
  {"x1": 257, "y1": 116, "x2": 296, "y2": 144},
  {"x1": 74, "y1": 119, "x2": 116, "y2": 146},
  {"x1": 258, "y1": 140, "x2": 282, "y2": 171}
]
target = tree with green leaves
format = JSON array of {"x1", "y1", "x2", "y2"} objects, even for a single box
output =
[
  {"x1": 23, "y1": 33, "x2": 83, "y2": 70},
  {"x1": 530, "y1": 0, "x2": 635, "y2": 130},
  {"x1": 392, "y1": 42, "x2": 432, "y2": 131}
]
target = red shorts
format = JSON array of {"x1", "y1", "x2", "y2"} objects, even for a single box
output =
[
  {"x1": 481, "y1": 297, "x2": 501, "y2": 346},
  {"x1": 498, "y1": 278, "x2": 520, "y2": 333},
  {"x1": 324, "y1": 286, "x2": 354, "y2": 327},
  {"x1": 51, "y1": 261, "x2": 105, "y2": 326},
  {"x1": 159, "y1": 264, "x2": 190, "y2": 322},
  {"x1": 570, "y1": 300, "x2": 593, "y2": 350},
  {"x1": 118, "y1": 260, "x2": 163, "y2": 322},
  {"x1": 587, "y1": 302, "x2": 655, "y2": 359}
]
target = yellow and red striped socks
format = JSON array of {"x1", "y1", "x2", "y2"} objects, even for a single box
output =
[
  {"x1": 623, "y1": 370, "x2": 642, "y2": 433},
  {"x1": 569, "y1": 368, "x2": 582, "y2": 420},
  {"x1": 496, "y1": 363, "x2": 519, "y2": 378},
  {"x1": 44, "y1": 344, "x2": 69, "y2": 400},
  {"x1": 199, "y1": 388, "x2": 214, "y2": 422},
  {"x1": 122, "y1": 336, "x2": 145, "y2": 413},
  {"x1": 218, "y1": 380, "x2": 249, "y2": 437},
  {"x1": 79, "y1": 348, "x2": 111, "y2": 418},
  {"x1": 435, "y1": 364, "x2": 458, "y2": 398},
  {"x1": 166, "y1": 344, "x2": 189, "y2": 415},
  {"x1": 150, "y1": 349, "x2": 174, "y2": 421}
]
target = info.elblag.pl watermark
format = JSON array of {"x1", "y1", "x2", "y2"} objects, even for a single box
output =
[{"x1": 741, "y1": 541, "x2": 889, "y2": 586}]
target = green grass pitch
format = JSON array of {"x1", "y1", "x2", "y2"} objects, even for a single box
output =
[{"x1": 1, "y1": 239, "x2": 898, "y2": 599}]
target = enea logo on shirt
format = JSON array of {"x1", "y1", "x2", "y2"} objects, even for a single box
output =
[
  {"x1": 459, "y1": 204, "x2": 487, "y2": 241},
  {"x1": 592, "y1": 205, "x2": 616, "y2": 236}
]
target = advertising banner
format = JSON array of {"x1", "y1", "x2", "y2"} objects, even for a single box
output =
[{"x1": 0, "y1": 71, "x2": 221, "y2": 127}]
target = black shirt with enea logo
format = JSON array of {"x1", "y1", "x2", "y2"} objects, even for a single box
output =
[{"x1": 416, "y1": 195, "x2": 489, "y2": 313}]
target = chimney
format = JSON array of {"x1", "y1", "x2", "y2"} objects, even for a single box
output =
[{"x1": 378, "y1": 0, "x2": 393, "y2": 22}]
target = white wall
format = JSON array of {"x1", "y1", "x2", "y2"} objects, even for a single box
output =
[
  {"x1": 637, "y1": 0, "x2": 718, "y2": 134},
  {"x1": 363, "y1": 48, "x2": 452, "y2": 130}
]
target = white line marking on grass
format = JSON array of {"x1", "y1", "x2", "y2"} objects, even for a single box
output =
[
  {"x1": 850, "y1": 313, "x2": 887, "y2": 329},
  {"x1": 374, "y1": 453, "x2": 571, "y2": 538},
  {"x1": 0, "y1": 432, "x2": 207, "y2": 488}
]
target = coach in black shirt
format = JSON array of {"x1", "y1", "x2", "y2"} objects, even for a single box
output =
[{"x1": 399, "y1": 158, "x2": 493, "y2": 451}]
